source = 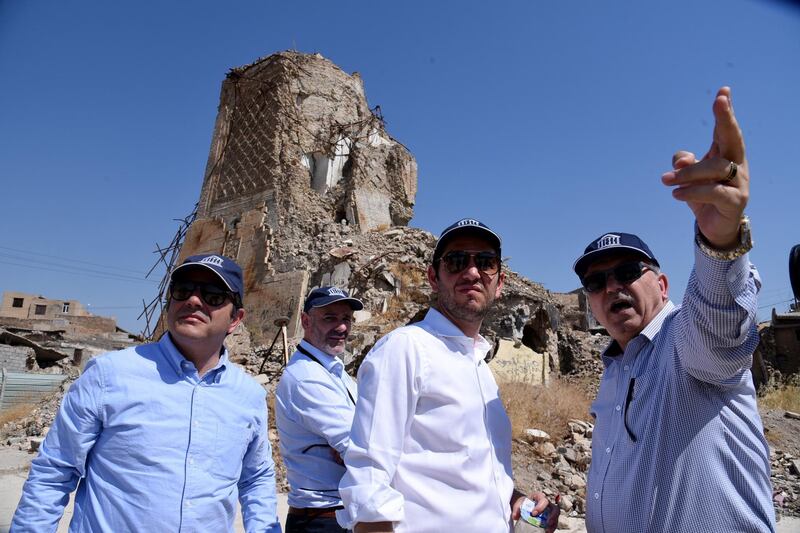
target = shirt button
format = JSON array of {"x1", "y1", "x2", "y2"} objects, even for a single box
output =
[
  {"x1": 624, "y1": 365, "x2": 630, "y2": 371},
  {"x1": 606, "y1": 447, "x2": 611, "y2": 454},
  {"x1": 615, "y1": 405, "x2": 621, "y2": 411},
  {"x1": 594, "y1": 493, "x2": 600, "y2": 500},
  {"x1": 193, "y1": 420, "x2": 200, "y2": 427},
  {"x1": 185, "y1": 500, "x2": 192, "y2": 507},
  {"x1": 189, "y1": 458, "x2": 195, "y2": 465}
]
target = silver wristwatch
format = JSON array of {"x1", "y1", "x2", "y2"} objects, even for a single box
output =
[{"x1": 695, "y1": 216, "x2": 753, "y2": 261}]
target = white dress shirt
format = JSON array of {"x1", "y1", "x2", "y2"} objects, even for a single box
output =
[{"x1": 337, "y1": 308, "x2": 514, "y2": 533}]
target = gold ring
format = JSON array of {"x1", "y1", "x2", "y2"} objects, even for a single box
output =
[{"x1": 722, "y1": 161, "x2": 738, "y2": 183}]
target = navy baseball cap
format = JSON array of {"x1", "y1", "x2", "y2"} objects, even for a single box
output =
[
  {"x1": 573, "y1": 232, "x2": 659, "y2": 278},
  {"x1": 304, "y1": 286, "x2": 364, "y2": 313},
  {"x1": 433, "y1": 218, "x2": 502, "y2": 263},
  {"x1": 171, "y1": 254, "x2": 245, "y2": 303}
]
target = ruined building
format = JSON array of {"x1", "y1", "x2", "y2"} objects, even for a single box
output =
[
  {"x1": 173, "y1": 51, "x2": 416, "y2": 346},
  {"x1": 0, "y1": 291, "x2": 137, "y2": 380},
  {"x1": 167, "y1": 51, "x2": 564, "y2": 379}
]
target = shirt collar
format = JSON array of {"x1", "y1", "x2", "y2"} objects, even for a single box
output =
[
  {"x1": 422, "y1": 307, "x2": 493, "y2": 354},
  {"x1": 298, "y1": 339, "x2": 344, "y2": 373},
  {"x1": 160, "y1": 333, "x2": 229, "y2": 378},
  {"x1": 601, "y1": 300, "x2": 676, "y2": 362},
  {"x1": 639, "y1": 300, "x2": 676, "y2": 341}
]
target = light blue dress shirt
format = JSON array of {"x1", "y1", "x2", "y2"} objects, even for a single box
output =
[
  {"x1": 586, "y1": 248, "x2": 775, "y2": 532},
  {"x1": 275, "y1": 340, "x2": 356, "y2": 509},
  {"x1": 12, "y1": 333, "x2": 280, "y2": 533}
]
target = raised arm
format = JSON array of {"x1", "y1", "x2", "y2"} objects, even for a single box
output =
[
  {"x1": 662, "y1": 86, "x2": 748, "y2": 250},
  {"x1": 662, "y1": 87, "x2": 760, "y2": 383}
]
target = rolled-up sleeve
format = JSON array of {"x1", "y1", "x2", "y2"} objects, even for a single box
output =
[
  {"x1": 676, "y1": 245, "x2": 761, "y2": 385},
  {"x1": 12, "y1": 357, "x2": 105, "y2": 532},
  {"x1": 337, "y1": 332, "x2": 422, "y2": 529},
  {"x1": 238, "y1": 394, "x2": 281, "y2": 533}
]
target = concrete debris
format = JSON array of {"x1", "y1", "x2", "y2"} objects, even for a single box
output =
[
  {"x1": 559, "y1": 494, "x2": 574, "y2": 512},
  {"x1": 524, "y1": 429, "x2": 552, "y2": 444},
  {"x1": 492, "y1": 339, "x2": 549, "y2": 386},
  {"x1": 328, "y1": 247, "x2": 356, "y2": 259},
  {"x1": 771, "y1": 449, "x2": 800, "y2": 516},
  {"x1": 1, "y1": 380, "x2": 72, "y2": 442},
  {"x1": 511, "y1": 419, "x2": 596, "y2": 519},
  {"x1": 752, "y1": 311, "x2": 800, "y2": 389}
]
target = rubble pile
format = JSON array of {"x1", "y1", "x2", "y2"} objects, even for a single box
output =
[
  {"x1": 762, "y1": 409, "x2": 800, "y2": 517},
  {"x1": 555, "y1": 328, "x2": 608, "y2": 394},
  {"x1": 0, "y1": 325, "x2": 137, "y2": 373},
  {"x1": 512, "y1": 419, "x2": 594, "y2": 520},
  {"x1": 1, "y1": 381, "x2": 73, "y2": 447},
  {"x1": 228, "y1": 222, "x2": 557, "y2": 375},
  {"x1": 772, "y1": 449, "x2": 800, "y2": 516}
]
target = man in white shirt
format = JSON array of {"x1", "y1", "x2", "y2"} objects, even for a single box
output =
[
  {"x1": 337, "y1": 219, "x2": 556, "y2": 533},
  {"x1": 276, "y1": 286, "x2": 364, "y2": 532}
]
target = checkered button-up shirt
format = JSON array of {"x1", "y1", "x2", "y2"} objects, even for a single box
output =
[{"x1": 586, "y1": 247, "x2": 775, "y2": 532}]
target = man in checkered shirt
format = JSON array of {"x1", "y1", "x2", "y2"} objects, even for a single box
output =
[{"x1": 573, "y1": 87, "x2": 775, "y2": 532}]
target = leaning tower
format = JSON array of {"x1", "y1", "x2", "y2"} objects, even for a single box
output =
[{"x1": 175, "y1": 51, "x2": 417, "y2": 344}]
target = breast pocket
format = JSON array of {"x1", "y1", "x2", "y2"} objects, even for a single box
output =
[
  {"x1": 213, "y1": 419, "x2": 253, "y2": 480},
  {"x1": 622, "y1": 373, "x2": 656, "y2": 444}
]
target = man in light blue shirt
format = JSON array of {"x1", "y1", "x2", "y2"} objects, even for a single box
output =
[
  {"x1": 275, "y1": 286, "x2": 363, "y2": 533},
  {"x1": 574, "y1": 87, "x2": 774, "y2": 532},
  {"x1": 12, "y1": 254, "x2": 281, "y2": 532}
]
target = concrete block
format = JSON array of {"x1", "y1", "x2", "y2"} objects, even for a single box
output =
[{"x1": 489, "y1": 338, "x2": 548, "y2": 386}]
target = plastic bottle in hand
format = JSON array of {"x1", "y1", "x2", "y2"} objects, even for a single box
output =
[{"x1": 514, "y1": 497, "x2": 550, "y2": 531}]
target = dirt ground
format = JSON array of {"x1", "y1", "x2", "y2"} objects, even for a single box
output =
[
  {"x1": 762, "y1": 408, "x2": 800, "y2": 458},
  {"x1": 511, "y1": 404, "x2": 800, "y2": 525},
  {"x1": 1, "y1": 444, "x2": 798, "y2": 532}
]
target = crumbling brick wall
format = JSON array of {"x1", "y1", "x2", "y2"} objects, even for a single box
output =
[
  {"x1": 177, "y1": 51, "x2": 417, "y2": 344},
  {"x1": 0, "y1": 344, "x2": 31, "y2": 372}
]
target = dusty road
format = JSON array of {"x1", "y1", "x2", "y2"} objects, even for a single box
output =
[{"x1": 1, "y1": 447, "x2": 797, "y2": 532}]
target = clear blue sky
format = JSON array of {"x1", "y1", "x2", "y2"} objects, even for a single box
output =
[{"x1": 1, "y1": 0, "x2": 798, "y2": 333}]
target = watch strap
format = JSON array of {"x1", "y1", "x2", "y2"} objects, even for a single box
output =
[{"x1": 695, "y1": 216, "x2": 753, "y2": 261}]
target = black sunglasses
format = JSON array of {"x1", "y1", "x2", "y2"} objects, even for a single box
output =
[
  {"x1": 169, "y1": 281, "x2": 235, "y2": 307},
  {"x1": 439, "y1": 251, "x2": 501, "y2": 275},
  {"x1": 581, "y1": 261, "x2": 652, "y2": 293}
]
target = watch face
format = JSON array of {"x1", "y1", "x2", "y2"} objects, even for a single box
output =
[{"x1": 739, "y1": 217, "x2": 753, "y2": 248}]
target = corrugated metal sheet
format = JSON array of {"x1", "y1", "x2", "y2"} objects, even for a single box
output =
[{"x1": 0, "y1": 369, "x2": 67, "y2": 411}]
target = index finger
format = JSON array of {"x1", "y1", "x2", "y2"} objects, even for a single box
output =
[{"x1": 712, "y1": 87, "x2": 746, "y2": 164}]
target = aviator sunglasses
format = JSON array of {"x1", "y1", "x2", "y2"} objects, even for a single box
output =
[
  {"x1": 439, "y1": 251, "x2": 501, "y2": 275},
  {"x1": 169, "y1": 280, "x2": 235, "y2": 307},
  {"x1": 581, "y1": 261, "x2": 652, "y2": 293}
]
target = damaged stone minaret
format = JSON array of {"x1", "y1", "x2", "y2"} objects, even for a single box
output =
[{"x1": 177, "y1": 51, "x2": 417, "y2": 343}]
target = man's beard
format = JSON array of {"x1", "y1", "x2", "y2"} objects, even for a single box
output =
[{"x1": 436, "y1": 288, "x2": 492, "y2": 323}]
